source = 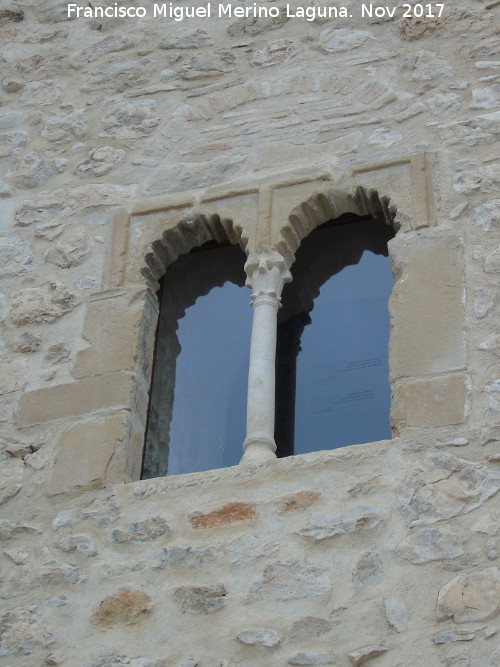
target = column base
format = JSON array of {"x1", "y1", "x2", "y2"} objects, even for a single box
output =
[{"x1": 241, "y1": 436, "x2": 277, "y2": 464}]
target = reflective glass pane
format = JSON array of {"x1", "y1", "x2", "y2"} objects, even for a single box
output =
[
  {"x1": 143, "y1": 243, "x2": 250, "y2": 478},
  {"x1": 276, "y1": 217, "x2": 394, "y2": 456}
]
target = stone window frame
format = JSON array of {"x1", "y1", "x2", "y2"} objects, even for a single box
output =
[{"x1": 17, "y1": 153, "x2": 468, "y2": 491}]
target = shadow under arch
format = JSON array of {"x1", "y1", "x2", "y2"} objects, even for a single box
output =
[{"x1": 141, "y1": 215, "x2": 249, "y2": 479}]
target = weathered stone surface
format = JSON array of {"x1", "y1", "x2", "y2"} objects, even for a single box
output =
[
  {"x1": 251, "y1": 40, "x2": 299, "y2": 68},
  {"x1": 17, "y1": 374, "x2": 132, "y2": 427},
  {"x1": 180, "y1": 53, "x2": 234, "y2": 80},
  {"x1": 395, "y1": 527, "x2": 464, "y2": 564},
  {"x1": 453, "y1": 163, "x2": 500, "y2": 195},
  {"x1": 474, "y1": 287, "x2": 495, "y2": 318},
  {"x1": 0, "y1": 519, "x2": 39, "y2": 541},
  {"x1": 485, "y1": 248, "x2": 500, "y2": 273},
  {"x1": 45, "y1": 229, "x2": 92, "y2": 268},
  {"x1": 352, "y1": 552, "x2": 383, "y2": 587},
  {"x1": 4, "y1": 545, "x2": 29, "y2": 565},
  {"x1": 436, "y1": 568, "x2": 500, "y2": 623},
  {"x1": 0, "y1": 604, "x2": 54, "y2": 656},
  {"x1": 153, "y1": 546, "x2": 215, "y2": 568},
  {"x1": 438, "y1": 113, "x2": 500, "y2": 148},
  {"x1": 297, "y1": 505, "x2": 384, "y2": 541},
  {"x1": 236, "y1": 628, "x2": 280, "y2": 647},
  {"x1": 92, "y1": 590, "x2": 153, "y2": 629},
  {"x1": 384, "y1": 598, "x2": 408, "y2": 633},
  {"x1": 287, "y1": 616, "x2": 332, "y2": 642},
  {"x1": 81, "y1": 60, "x2": 156, "y2": 94},
  {"x1": 288, "y1": 652, "x2": 333, "y2": 665},
  {"x1": 78, "y1": 35, "x2": 139, "y2": 63},
  {"x1": 39, "y1": 559, "x2": 86, "y2": 586},
  {"x1": 74, "y1": 146, "x2": 127, "y2": 178},
  {"x1": 102, "y1": 100, "x2": 160, "y2": 138},
  {"x1": 388, "y1": 232, "x2": 466, "y2": 379},
  {"x1": 0, "y1": 359, "x2": 27, "y2": 394},
  {"x1": 368, "y1": 128, "x2": 403, "y2": 147},
  {"x1": 19, "y1": 80, "x2": 61, "y2": 106},
  {"x1": 0, "y1": 235, "x2": 32, "y2": 277},
  {"x1": 7, "y1": 152, "x2": 52, "y2": 189},
  {"x1": 57, "y1": 534, "x2": 97, "y2": 557},
  {"x1": 12, "y1": 332, "x2": 42, "y2": 353},
  {"x1": 393, "y1": 374, "x2": 468, "y2": 428},
  {"x1": 472, "y1": 513, "x2": 500, "y2": 536},
  {"x1": 278, "y1": 491, "x2": 321, "y2": 514},
  {"x1": 471, "y1": 85, "x2": 500, "y2": 110},
  {"x1": 433, "y1": 628, "x2": 477, "y2": 644},
  {"x1": 402, "y1": 50, "x2": 452, "y2": 80},
  {"x1": 52, "y1": 497, "x2": 120, "y2": 530},
  {"x1": 173, "y1": 585, "x2": 226, "y2": 614},
  {"x1": 41, "y1": 109, "x2": 87, "y2": 144},
  {"x1": 442, "y1": 646, "x2": 471, "y2": 667},
  {"x1": 248, "y1": 561, "x2": 331, "y2": 601},
  {"x1": 47, "y1": 416, "x2": 125, "y2": 494},
  {"x1": 43, "y1": 343, "x2": 71, "y2": 366},
  {"x1": 190, "y1": 502, "x2": 256, "y2": 528},
  {"x1": 0, "y1": 458, "x2": 23, "y2": 505},
  {"x1": 426, "y1": 93, "x2": 462, "y2": 116},
  {"x1": 226, "y1": 536, "x2": 279, "y2": 564},
  {"x1": 88, "y1": 658, "x2": 167, "y2": 667},
  {"x1": 159, "y1": 28, "x2": 212, "y2": 49},
  {"x1": 397, "y1": 452, "x2": 500, "y2": 527},
  {"x1": 318, "y1": 28, "x2": 374, "y2": 53},
  {"x1": 10, "y1": 282, "x2": 78, "y2": 325},
  {"x1": 348, "y1": 645, "x2": 389, "y2": 666},
  {"x1": 112, "y1": 517, "x2": 171, "y2": 544}
]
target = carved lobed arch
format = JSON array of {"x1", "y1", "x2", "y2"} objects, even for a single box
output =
[
  {"x1": 274, "y1": 185, "x2": 398, "y2": 268},
  {"x1": 141, "y1": 213, "x2": 248, "y2": 289}
]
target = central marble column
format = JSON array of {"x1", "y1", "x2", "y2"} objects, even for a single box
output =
[{"x1": 241, "y1": 251, "x2": 291, "y2": 463}]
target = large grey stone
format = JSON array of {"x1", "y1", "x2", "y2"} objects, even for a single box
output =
[
  {"x1": 318, "y1": 28, "x2": 374, "y2": 53},
  {"x1": 395, "y1": 527, "x2": 464, "y2": 564},
  {"x1": 433, "y1": 628, "x2": 477, "y2": 644},
  {"x1": 287, "y1": 617, "x2": 332, "y2": 642},
  {"x1": 384, "y1": 598, "x2": 408, "y2": 633},
  {"x1": 173, "y1": 585, "x2": 226, "y2": 614},
  {"x1": 45, "y1": 229, "x2": 91, "y2": 268},
  {"x1": 226, "y1": 536, "x2": 279, "y2": 564},
  {"x1": 352, "y1": 552, "x2": 383, "y2": 587},
  {"x1": 297, "y1": 506, "x2": 384, "y2": 541},
  {"x1": 397, "y1": 452, "x2": 500, "y2": 526},
  {"x1": 74, "y1": 146, "x2": 127, "y2": 178},
  {"x1": 0, "y1": 604, "x2": 54, "y2": 656},
  {"x1": 436, "y1": 568, "x2": 500, "y2": 623},
  {"x1": 10, "y1": 282, "x2": 78, "y2": 324},
  {"x1": 248, "y1": 561, "x2": 331, "y2": 601},
  {"x1": 469, "y1": 199, "x2": 500, "y2": 232},
  {"x1": 153, "y1": 546, "x2": 216, "y2": 568},
  {"x1": 236, "y1": 629, "x2": 280, "y2": 647},
  {"x1": 57, "y1": 534, "x2": 97, "y2": 557},
  {"x1": 0, "y1": 459, "x2": 23, "y2": 505},
  {"x1": 348, "y1": 645, "x2": 389, "y2": 666},
  {"x1": 112, "y1": 517, "x2": 171, "y2": 543},
  {"x1": 0, "y1": 235, "x2": 32, "y2": 277}
]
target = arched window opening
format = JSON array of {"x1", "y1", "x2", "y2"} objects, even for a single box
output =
[
  {"x1": 142, "y1": 241, "x2": 250, "y2": 479},
  {"x1": 275, "y1": 214, "x2": 395, "y2": 457}
]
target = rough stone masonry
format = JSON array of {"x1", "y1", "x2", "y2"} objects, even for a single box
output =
[{"x1": 0, "y1": 0, "x2": 499, "y2": 665}]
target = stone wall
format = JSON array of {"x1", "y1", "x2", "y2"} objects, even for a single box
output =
[{"x1": 0, "y1": 1, "x2": 499, "y2": 665}]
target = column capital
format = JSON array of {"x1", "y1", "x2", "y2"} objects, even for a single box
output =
[{"x1": 244, "y1": 251, "x2": 292, "y2": 301}]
